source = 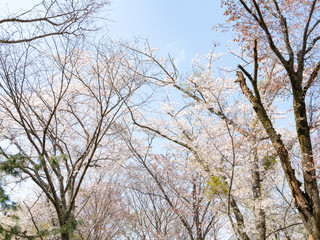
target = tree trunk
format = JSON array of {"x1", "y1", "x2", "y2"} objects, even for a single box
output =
[
  {"x1": 236, "y1": 71, "x2": 320, "y2": 240},
  {"x1": 230, "y1": 196, "x2": 251, "y2": 240},
  {"x1": 251, "y1": 143, "x2": 266, "y2": 240},
  {"x1": 290, "y1": 75, "x2": 320, "y2": 240}
]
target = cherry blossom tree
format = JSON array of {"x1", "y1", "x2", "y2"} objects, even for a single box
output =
[
  {"x1": 121, "y1": 134, "x2": 224, "y2": 240},
  {"x1": 219, "y1": 1, "x2": 320, "y2": 239},
  {"x1": 0, "y1": 38, "x2": 144, "y2": 239},
  {"x1": 120, "y1": 43, "x2": 306, "y2": 239},
  {"x1": 0, "y1": 0, "x2": 109, "y2": 238},
  {"x1": 75, "y1": 176, "x2": 125, "y2": 240}
]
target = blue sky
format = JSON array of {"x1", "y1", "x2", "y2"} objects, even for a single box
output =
[{"x1": 107, "y1": 0, "x2": 233, "y2": 70}]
